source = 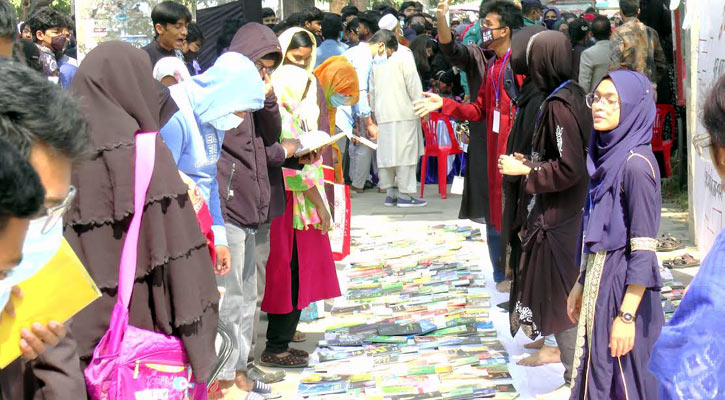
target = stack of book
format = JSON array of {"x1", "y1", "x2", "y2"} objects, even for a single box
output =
[{"x1": 297, "y1": 223, "x2": 519, "y2": 399}]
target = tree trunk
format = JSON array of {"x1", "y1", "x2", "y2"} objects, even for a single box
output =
[
  {"x1": 281, "y1": 0, "x2": 314, "y2": 19},
  {"x1": 330, "y1": 0, "x2": 347, "y2": 13}
]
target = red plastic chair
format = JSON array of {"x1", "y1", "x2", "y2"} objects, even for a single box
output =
[
  {"x1": 652, "y1": 104, "x2": 675, "y2": 178},
  {"x1": 420, "y1": 112, "x2": 464, "y2": 199}
]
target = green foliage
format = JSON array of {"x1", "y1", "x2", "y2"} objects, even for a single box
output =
[
  {"x1": 8, "y1": 0, "x2": 72, "y2": 21},
  {"x1": 661, "y1": 150, "x2": 688, "y2": 210}
]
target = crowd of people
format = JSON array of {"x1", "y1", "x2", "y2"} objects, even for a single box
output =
[{"x1": 0, "y1": 0, "x2": 722, "y2": 399}]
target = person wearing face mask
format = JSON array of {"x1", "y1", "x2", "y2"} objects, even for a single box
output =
[
  {"x1": 182, "y1": 22, "x2": 203, "y2": 75},
  {"x1": 521, "y1": 0, "x2": 544, "y2": 26},
  {"x1": 421, "y1": 0, "x2": 523, "y2": 293},
  {"x1": 314, "y1": 55, "x2": 360, "y2": 183},
  {"x1": 567, "y1": 70, "x2": 664, "y2": 400},
  {"x1": 160, "y1": 52, "x2": 265, "y2": 289},
  {"x1": 261, "y1": 27, "x2": 340, "y2": 369},
  {"x1": 369, "y1": 29, "x2": 426, "y2": 208},
  {"x1": 25, "y1": 7, "x2": 68, "y2": 81},
  {"x1": 542, "y1": 6, "x2": 561, "y2": 30},
  {"x1": 0, "y1": 59, "x2": 90, "y2": 400}
]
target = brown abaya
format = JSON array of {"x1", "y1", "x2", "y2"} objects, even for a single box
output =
[{"x1": 65, "y1": 41, "x2": 219, "y2": 380}]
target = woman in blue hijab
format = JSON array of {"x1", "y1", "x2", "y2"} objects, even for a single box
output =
[
  {"x1": 567, "y1": 70, "x2": 664, "y2": 399},
  {"x1": 649, "y1": 74, "x2": 725, "y2": 399}
]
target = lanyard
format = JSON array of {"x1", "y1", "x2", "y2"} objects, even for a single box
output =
[{"x1": 490, "y1": 48, "x2": 512, "y2": 108}]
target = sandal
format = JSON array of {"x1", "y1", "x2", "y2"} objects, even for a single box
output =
[
  {"x1": 292, "y1": 330, "x2": 307, "y2": 343},
  {"x1": 657, "y1": 234, "x2": 684, "y2": 252},
  {"x1": 259, "y1": 352, "x2": 308, "y2": 368},
  {"x1": 663, "y1": 253, "x2": 700, "y2": 269},
  {"x1": 287, "y1": 347, "x2": 309, "y2": 358}
]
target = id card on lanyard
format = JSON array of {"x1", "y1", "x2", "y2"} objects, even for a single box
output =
[{"x1": 490, "y1": 49, "x2": 511, "y2": 134}]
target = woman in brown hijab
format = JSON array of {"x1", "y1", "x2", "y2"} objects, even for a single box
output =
[{"x1": 65, "y1": 41, "x2": 219, "y2": 381}]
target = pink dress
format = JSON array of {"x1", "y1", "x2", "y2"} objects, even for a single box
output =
[{"x1": 261, "y1": 191, "x2": 341, "y2": 314}]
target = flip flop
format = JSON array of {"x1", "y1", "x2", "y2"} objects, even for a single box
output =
[
  {"x1": 292, "y1": 330, "x2": 307, "y2": 343},
  {"x1": 657, "y1": 234, "x2": 685, "y2": 252},
  {"x1": 663, "y1": 253, "x2": 700, "y2": 269}
]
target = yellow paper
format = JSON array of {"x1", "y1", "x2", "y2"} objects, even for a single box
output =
[{"x1": 0, "y1": 239, "x2": 101, "y2": 368}]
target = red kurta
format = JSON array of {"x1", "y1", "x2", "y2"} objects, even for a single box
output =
[{"x1": 441, "y1": 53, "x2": 520, "y2": 231}]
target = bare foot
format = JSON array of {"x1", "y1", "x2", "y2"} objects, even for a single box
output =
[
  {"x1": 235, "y1": 371, "x2": 253, "y2": 392},
  {"x1": 517, "y1": 345, "x2": 561, "y2": 366},
  {"x1": 524, "y1": 338, "x2": 545, "y2": 350},
  {"x1": 496, "y1": 281, "x2": 512, "y2": 293}
]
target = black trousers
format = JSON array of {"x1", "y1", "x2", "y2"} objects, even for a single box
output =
[{"x1": 264, "y1": 235, "x2": 301, "y2": 354}]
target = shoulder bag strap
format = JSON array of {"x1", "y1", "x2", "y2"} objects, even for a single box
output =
[{"x1": 117, "y1": 132, "x2": 157, "y2": 309}]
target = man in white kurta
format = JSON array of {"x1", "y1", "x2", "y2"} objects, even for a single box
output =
[{"x1": 369, "y1": 30, "x2": 426, "y2": 207}]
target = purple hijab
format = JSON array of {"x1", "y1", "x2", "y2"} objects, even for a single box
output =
[
  {"x1": 583, "y1": 70, "x2": 656, "y2": 253},
  {"x1": 543, "y1": 6, "x2": 561, "y2": 29}
]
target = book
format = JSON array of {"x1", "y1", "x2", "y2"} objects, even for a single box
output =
[
  {"x1": 298, "y1": 381, "x2": 349, "y2": 397},
  {"x1": 0, "y1": 240, "x2": 101, "y2": 368},
  {"x1": 295, "y1": 131, "x2": 347, "y2": 156}
]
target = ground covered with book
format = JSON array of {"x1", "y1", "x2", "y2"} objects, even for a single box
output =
[
  {"x1": 292, "y1": 219, "x2": 688, "y2": 399},
  {"x1": 295, "y1": 222, "x2": 520, "y2": 399}
]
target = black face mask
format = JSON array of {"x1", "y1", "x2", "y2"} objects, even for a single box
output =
[
  {"x1": 265, "y1": 23, "x2": 276, "y2": 30},
  {"x1": 50, "y1": 35, "x2": 67, "y2": 56}
]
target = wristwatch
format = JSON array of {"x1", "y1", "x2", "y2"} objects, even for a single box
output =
[{"x1": 618, "y1": 311, "x2": 635, "y2": 324}]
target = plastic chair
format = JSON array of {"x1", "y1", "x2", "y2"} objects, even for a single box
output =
[
  {"x1": 420, "y1": 112, "x2": 464, "y2": 199},
  {"x1": 652, "y1": 104, "x2": 675, "y2": 178}
]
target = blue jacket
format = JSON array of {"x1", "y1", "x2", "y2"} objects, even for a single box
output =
[{"x1": 160, "y1": 52, "x2": 264, "y2": 247}]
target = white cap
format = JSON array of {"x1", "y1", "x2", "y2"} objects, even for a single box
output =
[{"x1": 378, "y1": 14, "x2": 399, "y2": 31}]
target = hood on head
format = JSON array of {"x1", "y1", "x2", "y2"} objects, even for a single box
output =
[
  {"x1": 511, "y1": 25, "x2": 546, "y2": 75},
  {"x1": 228, "y1": 22, "x2": 283, "y2": 66},
  {"x1": 527, "y1": 30, "x2": 572, "y2": 93},
  {"x1": 185, "y1": 52, "x2": 265, "y2": 124},
  {"x1": 277, "y1": 27, "x2": 317, "y2": 74}
]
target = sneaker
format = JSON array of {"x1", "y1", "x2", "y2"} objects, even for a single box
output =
[
  {"x1": 384, "y1": 196, "x2": 397, "y2": 207},
  {"x1": 246, "y1": 363, "x2": 285, "y2": 384},
  {"x1": 252, "y1": 381, "x2": 281, "y2": 398},
  {"x1": 396, "y1": 197, "x2": 427, "y2": 208}
]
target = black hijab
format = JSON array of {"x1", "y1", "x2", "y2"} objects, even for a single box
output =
[{"x1": 528, "y1": 30, "x2": 572, "y2": 93}]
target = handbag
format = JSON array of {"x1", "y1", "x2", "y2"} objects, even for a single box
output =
[{"x1": 84, "y1": 132, "x2": 207, "y2": 400}]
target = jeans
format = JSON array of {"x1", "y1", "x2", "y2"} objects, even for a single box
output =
[
  {"x1": 216, "y1": 223, "x2": 257, "y2": 380},
  {"x1": 248, "y1": 222, "x2": 270, "y2": 363},
  {"x1": 487, "y1": 224, "x2": 504, "y2": 283}
]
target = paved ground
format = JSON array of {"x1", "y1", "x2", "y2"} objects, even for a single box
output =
[{"x1": 226, "y1": 184, "x2": 697, "y2": 399}]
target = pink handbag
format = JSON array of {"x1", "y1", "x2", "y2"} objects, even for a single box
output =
[{"x1": 84, "y1": 132, "x2": 207, "y2": 400}]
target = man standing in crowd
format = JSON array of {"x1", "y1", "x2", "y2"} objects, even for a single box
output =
[
  {"x1": 302, "y1": 7, "x2": 324, "y2": 42},
  {"x1": 609, "y1": 0, "x2": 667, "y2": 87},
  {"x1": 316, "y1": 13, "x2": 347, "y2": 67},
  {"x1": 262, "y1": 7, "x2": 277, "y2": 29},
  {"x1": 0, "y1": 59, "x2": 90, "y2": 400},
  {"x1": 343, "y1": 18, "x2": 360, "y2": 47},
  {"x1": 579, "y1": 15, "x2": 612, "y2": 93},
  {"x1": 341, "y1": 5, "x2": 359, "y2": 24},
  {"x1": 357, "y1": 11, "x2": 379, "y2": 43},
  {"x1": 142, "y1": 0, "x2": 191, "y2": 68},
  {"x1": 521, "y1": 0, "x2": 543, "y2": 26},
  {"x1": 26, "y1": 7, "x2": 69, "y2": 80},
  {"x1": 369, "y1": 29, "x2": 426, "y2": 208},
  {"x1": 399, "y1": 1, "x2": 419, "y2": 18},
  {"x1": 568, "y1": 18, "x2": 591, "y2": 81},
  {"x1": 0, "y1": 0, "x2": 14, "y2": 58},
  {"x1": 432, "y1": 0, "x2": 523, "y2": 292}
]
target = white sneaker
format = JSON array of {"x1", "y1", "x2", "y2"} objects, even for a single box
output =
[{"x1": 536, "y1": 384, "x2": 571, "y2": 400}]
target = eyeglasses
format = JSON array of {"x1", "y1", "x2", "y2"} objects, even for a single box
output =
[
  {"x1": 694, "y1": 134, "x2": 713, "y2": 160},
  {"x1": 35, "y1": 185, "x2": 76, "y2": 234},
  {"x1": 586, "y1": 93, "x2": 619, "y2": 109},
  {"x1": 255, "y1": 61, "x2": 276, "y2": 76}
]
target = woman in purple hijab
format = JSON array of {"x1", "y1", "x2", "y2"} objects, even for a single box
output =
[{"x1": 567, "y1": 70, "x2": 664, "y2": 399}]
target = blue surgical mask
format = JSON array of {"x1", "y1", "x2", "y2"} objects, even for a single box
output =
[
  {"x1": 0, "y1": 215, "x2": 64, "y2": 309},
  {"x1": 330, "y1": 93, "x2": 351, "y2": 107},
  {"x1": 372, "y1": 46, "x2": 389, "y2": 66},
  {"x1": 210, "y1": 113, "x2": 244, "y2": 131}
]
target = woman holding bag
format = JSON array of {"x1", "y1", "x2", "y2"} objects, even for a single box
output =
[
  {"x1": 260, "y1": 27, "x2": 341, "y2": 369},
  {"x1": 66, "y1": 42, "x2": 219, "y2": 394}
]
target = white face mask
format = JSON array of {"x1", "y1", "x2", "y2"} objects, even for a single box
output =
[
  {"x1": 0, "y1": 216, "x2": 64, "y2": 309},
  {"x1": 372, "y1": 47, "x2": 389, "y2": 66},
  {"x1": 210, "y1": 113, "x2": 244, "y2": 131}
]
